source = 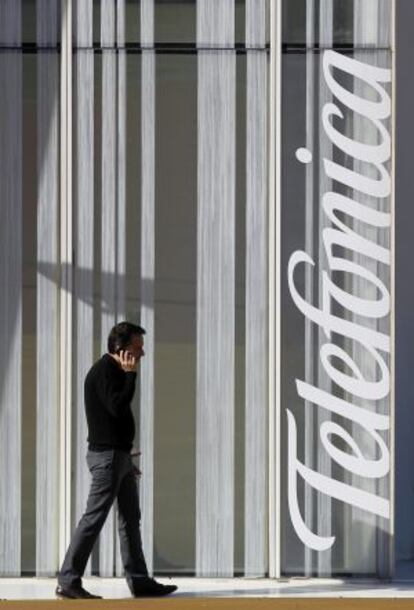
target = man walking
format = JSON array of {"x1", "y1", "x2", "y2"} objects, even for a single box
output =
[{"x1": 56, "y1": 321, "x2": 177, "y2": 599}]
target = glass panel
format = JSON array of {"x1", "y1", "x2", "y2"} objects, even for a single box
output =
[
  {"x1": 125, "y1": 0, "x2": 140, "y2": 45},
  {"x1": 0, "y1": 0, "x2": 270, "y2": 580},
  {"x1": 280, "y1": 0, "x2": 392, "y2": 576},
  {"x1": 235, "y1": 0, "x2": 246, "y2": 46},
  {"x1": 155, "y1": 0, "x2": 196, "y2": 44},
  {"x1": 22, "y1": 54, "x2": 37, "y2": 575},
  {"x1": 22, "y1": 0, "x2": 61, "y2": 44},
  {"x1": 283, "y1": 0, "x2": 389, "y2": 47},
  {"x1": 0, "y1": 0, "x2": 61, "y2": 576},
  {"x1": 153, "y1": 53, "x2": 197, "y2": 573},
  {"x1": 71, "y1": 0, "x2": 269, "y2": 578},
  {"x1": 282, "y1": 0, "x2": 306, "y2": 46},
  {"x1": 394, "y1": 0, "x2": 414, "y2": 582},
  {"x1": 36, "y1": 33, "x2": 60, "y2": 581},
  {"x1": 0, "y1": 1, "x2": 24, "y2": 576},
  {"x1": 22, "y1": 0, "x2": 37, "y2": 43}
]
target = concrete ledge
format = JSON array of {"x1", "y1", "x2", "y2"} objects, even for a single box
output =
[
  {"x1": 2, "y1": 577, "x2": 414, "y2": 604},
  {"x1": 2, "y1": 600, "x2": 414, "y2": 610}
]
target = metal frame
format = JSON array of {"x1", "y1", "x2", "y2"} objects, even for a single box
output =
[
  {"x1": 268, "y1": 0, "x2": 282, "y2": 580},
  {"x1": 389, "y1": 0, "x2": 396, "y2": 580}
]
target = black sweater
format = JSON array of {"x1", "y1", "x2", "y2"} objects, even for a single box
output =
[{"x1": 85, "y1": 353, "x2": 136, "y2": 452}]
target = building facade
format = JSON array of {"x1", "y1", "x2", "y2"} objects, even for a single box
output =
[{"x1": 1, "y1": 0, "x2": 411, "y2": 581}]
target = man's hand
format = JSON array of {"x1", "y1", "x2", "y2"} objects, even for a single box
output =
[
  {"x1": 131, "y1": 448, "x2": 142, "y2": 478},
  {"x1": 119, "y1": 350, "x2": 137, "y2": 372}
]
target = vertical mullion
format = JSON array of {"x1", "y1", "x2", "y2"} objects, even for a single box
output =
[
  {"x1": 73, "y1": 0, "x2": 94, "y2": 576},
  {"x1": 390, "y1": 0, "x2": 396, "y2": 580},
  {"x1": 0, "y1": 0, "x2": 22, "y2": 577},
  {"x1": 37, "y1": 0, "x2": 60, "y2": 576},
  {"x1": 196, "y1": 0, "x2": 236, "y2": 578},
  {"x1": 245, "y1": 0, "x2": 268, "y2": 578},
  {"x1": 140, "y1": 0, "x2": 155, "y2": 575},
  {"x1": 269, "y1": 0, "x2": 282, "y2": 580}
]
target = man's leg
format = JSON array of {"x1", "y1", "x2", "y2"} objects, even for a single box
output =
[
  {"x1": 117, "y1": 458, "x2": 148, "y2": 593},
  {"x1": 58, "y1": 450, "x2": 120, "y2": 588}
]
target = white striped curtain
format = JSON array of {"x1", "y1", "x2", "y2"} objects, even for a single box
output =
[
  {"x1": 36, "y1": 0, "x2": 60, "y2": 576},
  {"x1": 72, "y1": 0, "x2": 269, "y2": 578},
  {"x1": 73, "y1": 0, "x2": 94, "y2": 577},
  {"x1": 73, "y1": 0, "x2": 131, "y2": 577},
  {"x1": 245, "y1": 0, "x2": 268, "y2": 579},
  {"x1": 139, "y1": 0, "x2": 156, "y2": 576},
  {"x1": 196, "y1": 0, "x2": 269, "y2": 577},
  {"x1": 0, "y1": 0, "x2": 269, "y2": 577},
  {"x1": 196, "y1": 0, "x2": 236, "y2": 577},
  {"x1": 0, "y1": 0, "x2": 60, "y2": 576}
]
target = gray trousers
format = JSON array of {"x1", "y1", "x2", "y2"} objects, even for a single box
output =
[{"x1": 58, "y1": 449, "x2": 148, "y2": 591}]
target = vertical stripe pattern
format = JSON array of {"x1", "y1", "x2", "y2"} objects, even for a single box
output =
[
  {"x1": 74, "y1": 0, "x2": 94, "y2": 576},
  {"x1": 348, "y1": 0, "x2": 378, "y2": 575},
  {"x1": 100, "y1": 0, "x2": 117, "y2": 576},
  {"x1": 196, "y1": 0, "x2": 236, "y2": 577},
  {"x1": 140, "y1": 0, "x2": 155, "y2": 575},
  {"x1": 36, "y1": 0, "x2": 60, "y2": 576},
  {"x1": 0, "y1": 0, "x2": 274, "y2": 578},
  {"x1": 0, "y1": 0, "x2": 22, "y2": 577},
  {"x1": 245, "y1": 0, "x2": 268, "y2": 578},
  {"x1": 350, "y1": 0, "x2": 391, "y2": 577}
]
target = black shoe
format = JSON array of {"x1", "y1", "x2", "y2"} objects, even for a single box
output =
[
  {"x1": 131, "y1": 578, "x2": 177, "y2": 598},
  {"x1": 55, "y1": 585, "x2": 102, "y2": 599}
]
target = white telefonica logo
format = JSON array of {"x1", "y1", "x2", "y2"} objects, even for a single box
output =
[{"x1": 287, "y1": 50, "x2": 392, "y2": 551}]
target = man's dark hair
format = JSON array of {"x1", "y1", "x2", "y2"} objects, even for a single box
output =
[{"x1": 107, "y1": 321, "x2": 146, "y2": 354}]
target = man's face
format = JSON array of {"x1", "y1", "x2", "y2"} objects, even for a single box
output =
[{"x1": 125, "y1": 334, "x2": 145, "y2": 362}]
